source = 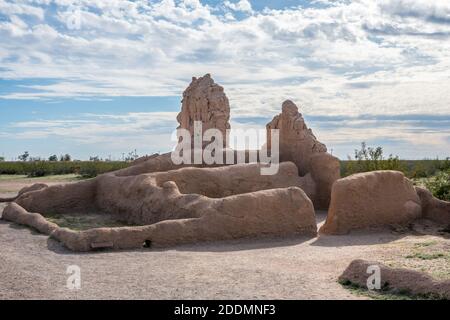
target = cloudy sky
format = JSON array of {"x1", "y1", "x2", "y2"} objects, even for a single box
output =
[{"x1": 0, "y1": 0, "x2": 449, "y2": 160}]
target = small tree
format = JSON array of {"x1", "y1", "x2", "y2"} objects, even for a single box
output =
[
  {"x1": 48, "y1": 154, "x2": 58, "y2": 161},
  {"x1": 344, "y1": 142, "x2": 405, "y2": 176},
  {"x1": 18, "y1": 151, "x2": 29, "y2": 162},
  {"x1": 63, "y1": 154, "x2": 71, "y2": 162},
  {"x1": 125, "y1": 149, "x2": 139, "y2": 161},
  {"x1": 0, "y1": 156, "x2": 4, "y2": 162}
]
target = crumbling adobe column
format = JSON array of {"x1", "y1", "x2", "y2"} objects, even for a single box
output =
[
  {"x1": 266, "y1": 100, "x2": 340, "y2": 209},
  {"x1": 176, "y1": 74, "x2": 231, "y2": 148}
]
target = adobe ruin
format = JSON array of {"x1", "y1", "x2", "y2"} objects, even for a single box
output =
[{"x1": 1, "y1": 74, "x2": 449, "y2": 251}]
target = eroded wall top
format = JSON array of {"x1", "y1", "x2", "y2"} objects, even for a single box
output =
[{"x1": 266, "y1": 99, "x2": 327, "y2": 175}]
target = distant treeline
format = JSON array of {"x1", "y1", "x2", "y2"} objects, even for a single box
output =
[
  {"x1": 1, "y1": 158, "x2": 449, "y2": 180},
  {"x1": 339, "y1": 142, "x2": 450, "y2": 178},
  {"x1": 338, "y1": 143, "x2": 450, "y2": 201},
  {"x1": 0, "y1": 161, "x2": 129, "y2": 178}
]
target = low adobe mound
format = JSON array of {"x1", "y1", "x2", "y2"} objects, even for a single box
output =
[
  {"x1": 339, "y1": 259, "x2": 450, "y2": 299},
  {"x1": 415, "y1": 186, "x2": 450, "y2": 225},
  {"x1": 4, "y1": 187, "x2": 316, "y2": 251},
  {"x1": 320, "y1": 171, "x2": 422, "y2": 234},
  {"x1": 3, "y1": 163, "x2": 317, "y2": 251},
  {"x1": 14, "y1": 162, "x2": 315, "y2": 223}
]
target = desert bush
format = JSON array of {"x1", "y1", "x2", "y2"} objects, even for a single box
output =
[
  {"x1": 440, "y1": 158, "x2": 450, "y2": 171},
  {"x1": 409, "y1": 162, "x2": 428, "y2": 178},
  {"x1": 425, "y1": 170, "x2": 450, "y2": 201}
]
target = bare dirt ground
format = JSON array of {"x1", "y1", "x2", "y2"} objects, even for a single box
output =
[{"x1": 0, "y1": 175, "x2": 449, "y2": 300}]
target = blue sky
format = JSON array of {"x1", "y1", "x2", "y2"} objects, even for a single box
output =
[{"x1": 0, "y1": 0, "x2": 449, "y2": 160}]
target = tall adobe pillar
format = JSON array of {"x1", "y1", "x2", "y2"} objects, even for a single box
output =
[
  {"x1": 176, "y1": 74, "x2": 231, "y2": 148},
  {"x1": 267, "y1": 100, "x2": 340, "y2": 209}
]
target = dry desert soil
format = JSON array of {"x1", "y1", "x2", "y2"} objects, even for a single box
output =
[{"x1": 0, "y1": 175, "x2": 449, "y2": 300}]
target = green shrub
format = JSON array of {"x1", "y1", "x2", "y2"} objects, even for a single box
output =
[
  {"x1": 425, "y1": 170, "x2": 450, "y2": 201},
  {"x1": 441, "y1": 158, "x2": 450, "y2": 171},
  {"x1": 79, "y1": 163, "x2": 100, "y2": 178}
]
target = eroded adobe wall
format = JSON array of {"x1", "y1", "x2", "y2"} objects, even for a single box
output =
[
  {"x1": 93, "y1": 162, "x2": 317, "y2": 225},
  {"x1": 13, "y1": 162, "x2": 317, "y2": 226},
  {"x1": 415, "y1": 186, "x2": 450, "y2": 225},
  {"x1": 320, "y1": 171, "x2": 422, "y2": 234},
  {"x1": 15, "y1": 179, "x2": 97, "y2": 214},
  {"x1": 154, "y1": 162, "x2": 316, "y2": 200},
  {"x1": 4, "y1": 185, "x2": 317, "y2": 251},
  {"x1": 57, "y1": 186, "x2": 316, "y2": 251},
  {"x1": 267, "y1": 100, "x2": 340, "y2": 209},
  {"x1": 94, "y1": 173, "x2": 204, "y2": 225},
  {"x1": 267, "y1": 100, "x2": 327, "y2": 175}
]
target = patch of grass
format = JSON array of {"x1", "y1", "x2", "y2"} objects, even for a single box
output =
[
  {"x1": 406, "y1": 252, "x2": 446, "y2": 260},
  {"x1": 414, "y1": 241, "x2": 438, "y2": 248},
  {"x1": 339, "y1": 280, "x2": 443, "y2": 300},
  {"x1": 0, "y1": 175, "x2": 28, "y2": 181},
  {"x1": 405, "y1": 251, "x2": 450, "y2": 261},
  {"x1": 43, "y1": 212, "x2": 138, "y2": 231},
  {"x1": 384, "y1": 241, "x2": 450, "y2": 281},
  {"x1": 339, "y1": 280, "x2": 414, "y2": 300}
]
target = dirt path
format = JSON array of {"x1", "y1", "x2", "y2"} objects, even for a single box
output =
[
  {"x1": 0, "y1": 176, "x2": 448, "y2": 299},
  {"x1": 0, "y1": 174, "x2": 80, "y2": 198}
]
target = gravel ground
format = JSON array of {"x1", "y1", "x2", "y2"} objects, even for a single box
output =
[{"x1": 0, "y1": 176, "x2": 448, "y2": 300}]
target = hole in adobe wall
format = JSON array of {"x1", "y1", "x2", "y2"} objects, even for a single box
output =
[{"x1": 143, "y1": 240, "x2": 152, "y2": 248}]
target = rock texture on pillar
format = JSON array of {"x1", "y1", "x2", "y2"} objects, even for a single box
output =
[{"x1": 176, "y1": 74, "x2": 231, "y2": 148}]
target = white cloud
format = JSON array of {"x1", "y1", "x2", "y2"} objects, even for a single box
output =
[
  {"x1": 0, "y1": 0, "x2": 44, "y2": 20},
  {"x1": 2, "y1": 112, "x2": 179, "y2": 154},
  {"x1": 379, "y1": 0, "x2": 450, "y2": 23},
  {"x1": 0, "y1": 0, "x2": 449, "y2": 120},
  {"x1": 224, "y1": 0, "x2": 253, "y2": 14}
]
